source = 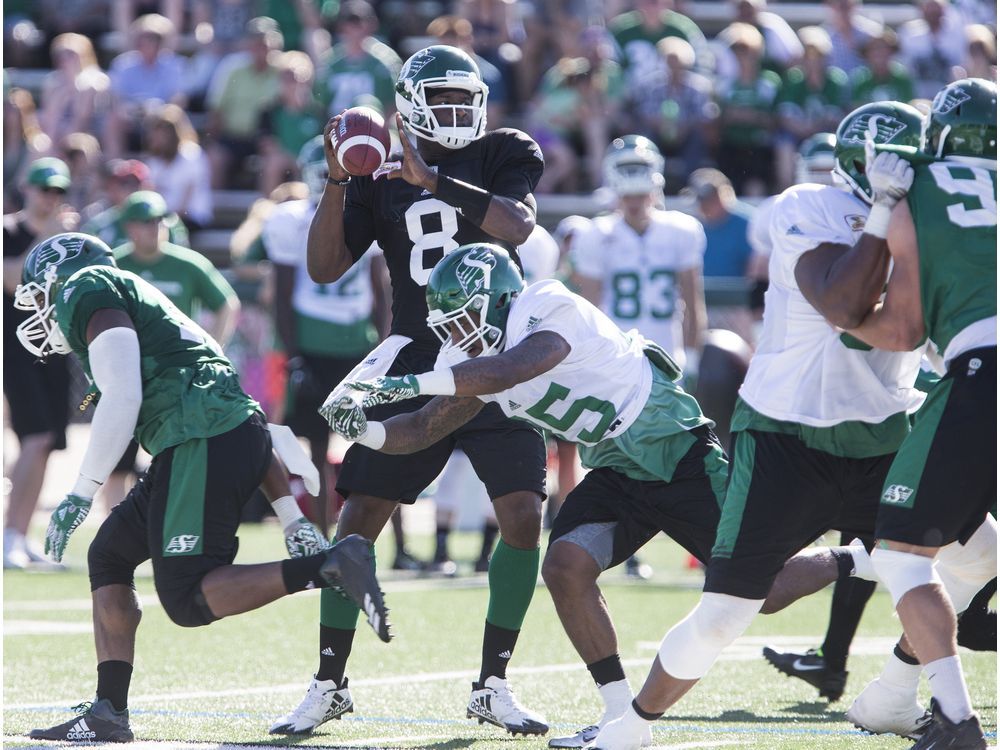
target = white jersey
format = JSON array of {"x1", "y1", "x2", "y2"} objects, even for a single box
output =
[
  {"x1": 263, "y1": 199, "x2": 374, "y2": 325},
  {"x1": 740, "y1": 184, "x2": 924, "y2": 426},
  {"x1": 571, "y1": 209, "x2": 705, "y2": 361},
  {"x1": 477, "y1": 280, "x2": 654, "y2": 446},
  {"x1": 747, "y1": 195, "x2": 778, "y2": 258},
  {"x1": 518, "y1": 224, "x2": 560, "y2": 284}
]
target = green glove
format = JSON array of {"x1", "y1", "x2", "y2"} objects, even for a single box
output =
[
  {"x1": 348, "y1": 374, "x2": 420, "y2": 408},
  {"x1": 45, "y1": 493, "x2": 92, "y2": 563}
]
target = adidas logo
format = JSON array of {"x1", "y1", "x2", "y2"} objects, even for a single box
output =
[
  {"x1": 65, "y1": 719, "x2": 96, "y2": 740},
  {"x1": 471, "y1": 694, "x2": 493, "y2": 718},
  {"x1": 786, "y1": 224, "x2": 803, "y2": 236},
  {"x1": 321, "y1": 647, "x2": 335, "y2": 656},
  {"x1": 507, "y1": 400, "x2": 522, "y2": 411},
  {"x1": 498, "y1": 650, "x2": 512, "y2": 659}
]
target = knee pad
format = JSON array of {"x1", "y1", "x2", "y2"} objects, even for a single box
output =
[
  {"x1": 658, "y1": 592, "x2": 763, "y2": 680},
  {"x1": 936, "y1": 515, "x2": 997, "y2": 614},
  {"x1": 157, "y1": 579, "x2": 218, "y2": 628},
  {"x1": 871, "y1": 548, "x2": 942, "y2": 607}
]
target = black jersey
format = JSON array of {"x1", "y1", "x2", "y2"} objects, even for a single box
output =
[{"x1": 343, "y1": 128, "x2": 544, "y2": 347}]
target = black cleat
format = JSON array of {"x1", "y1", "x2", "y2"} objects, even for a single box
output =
[
  {"x1": 29, "y1": 699, "x2": 134, "y2": 743},
  {"x1": 321, "y1": 534, "x2": 392, "y2": 642},
  {"x1": 910, "y1": 698, "x2": 986, "y2": 750},
  {"x1": 762, "y1": 646, "x2": 847, "y2": 701},
  {"x1": 391, "y1": 549, "x2": 424, "y2": 571}
]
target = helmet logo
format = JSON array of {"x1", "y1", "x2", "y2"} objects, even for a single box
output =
[
  {"x1": 456, "y1": 249, "x2": 496, "y2": 297},
  {"x1": 843, "y1": 114, "x2": 906, "y2": 144},
  {"x1": 402, "y1": 49, "x2": 434, "y2": 79},
  {"x1": 932, "y1": 87, "x2": 971, "y2": 115},
  {"x1": 30, "y1": 235, "x2": 84, "y2": 278}
]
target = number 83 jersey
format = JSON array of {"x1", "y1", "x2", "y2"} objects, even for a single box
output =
[
  {"x1": 571, "y1": 209, "x2": 705, "y2": 362},
  {"x1": 342, "y1": 128, "x2": 543, "y2": 348}
]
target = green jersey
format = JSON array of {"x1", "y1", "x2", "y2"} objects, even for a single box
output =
[
  {"x1": 314, "y1": 40, "x2": 401, "y2": 117},
  {"x1": 56, "y1": 266, "x2": 258, "y2": 456},
  {"x1": 908, "y1": 158, "x2": 997, "y2": 358},
  {"x1": 114, "y1": 241, "x2": 235, "y2": 318},
  {"x1": 850, "y1": 63, "x2": 915, "y2": 108},
  {"x1": 82, "y1": 206, "x2": 190, "y2": 250}
]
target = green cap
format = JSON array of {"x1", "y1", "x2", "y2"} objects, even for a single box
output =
[
  {"x1": 121, "y1": 190, "x2": 168, "y2": 223},
  {"x1": 27, "y1": 158, "x2": 71, "y2": 191}
]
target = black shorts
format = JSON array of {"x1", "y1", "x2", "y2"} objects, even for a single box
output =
[
  {"x1": 336, "y1": 342, "x2": 546, "y2": 503},
  {"x1": 876, "y1": 347, "x2": 996, "y2": 548},
  {"x1": 3, "y1": 345, "x2": 70, "y2": 450},
  {"x1": 287, "y1": 352, "x2": 364, "y2": 444},
  {"x1": 704, "y1": 428, "x2": 891, "y2": 600},
  {"x1": 88, "y1": 413, "x2": 271, "y2": 597},
  {"x1": 549, "y1": 426, "x2": 725, "y2": 569}
]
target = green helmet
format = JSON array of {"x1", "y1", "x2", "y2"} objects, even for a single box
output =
[
  {"x1": 795, "y1": 132, "x2": 836, "y2": 185},
  {"x1": 297, "y1": 135, "x2": 328, "y2": 202},
  {"x1": 833, "y1": 101, "x2": 923, "y2": 203},
  {"x1": 395, "y1": 45, "x2": 489, "y2": 149},
  {"x1": 602, "y1": 135, "x2": 665, "y2": 196},
  {"x1": 923, "y1": 78, "x2": 997, "y2": 160},
  {"x1": 425, "y1": 243, "x2": 525, "y2": 356},
  {"x1": 15, "y1": 232, "x2": 116, "y2": 357}
]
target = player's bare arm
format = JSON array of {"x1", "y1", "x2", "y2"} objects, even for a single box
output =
[
  {"x1": 449, "y1": 331, "x2": 571, "y2": 395},
  {"x1": 307, "y1": 116, "x2": 355, "y2": 283},
  {"x1": 846, "y1": 200, "x2": 925, "y2": 351},
  {"x1": 678, "y1": 267, "x2": 706, "y2": 351},
  {"x1": 794, "y1": 238, "x2": 892, "y2": 330},
  {"x1": 380, "y1": 395, "x2": 485, "y2": 454}
]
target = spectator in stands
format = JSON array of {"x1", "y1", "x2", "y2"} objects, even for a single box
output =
[
  {"x1": 428, "y1": 14, "x2": 509, "y2": 126},
  {"x1": 59, "y1": 132, "x2": 104, "y2": 213},
  {"x1": 81, "y1": 158, "x2": 189, "y2": 249},
  {"x1": 730, "y1": 0, "x2": 803, "y2": 74},
  {"x1": 37, "y1": 0, "x2": 111, "y2": 42},
  {"x1": 113, "y1": 0, "x2": 186, "y2": 39},
  {"x1": 261, "y1": 0, "x2": 324, "y2": 57},
  {"x1": 313, "y1": 1, "x2": 401, "y2": 119},
  {"x1": 610, "y1": 0, "x2": 712, "y2": 99},
  {"x1": 715, "y1": 23, "x2": 781, "y2": 196},
  {"x1": 4, "y1": 86, "x2": 51, "y2": 212},
  {"x1": 207, "y1": 17, "x2": 283, "y2": 188},
  {"x1": 104, "y1": 14, "x2": 186, "y2": 158},
  {"x1": 822, "y1": 0, "x2": 882, "y2": 75},
  {"x1": 899, "y1": 0, "x2": 970, "y2": 99},
  {"x1": 953, "y1": 24, "x2": 997, "y2": 82},
  {"x1": 636, "y1": 36, "x2": 715, "y2": 191},
  {"x1": 258, "y1": 51, "x2": 324, "y2": 196},
  {"x1": 775, "y1": 26, "x2": 849, "y2": 189},
  {"x1": 143, "y1": 104, "x2": 213, "y2": 230},
  {"x1": 850, "y1": 27, "x2": 915, "y2": 106},
  {"x1": 458, "y1": 0, "x2": 524, "y2": 109},
  {"x1": 39, "y1": 34, "x2": 110, "y2": 147},
  {"x1": 3, "y1": 157, "x2": 78, "y2": 569}
]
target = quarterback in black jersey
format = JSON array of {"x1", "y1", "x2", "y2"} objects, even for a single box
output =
[{"x1": 270, "y1": 45, "x2": 550, "y2": 737}]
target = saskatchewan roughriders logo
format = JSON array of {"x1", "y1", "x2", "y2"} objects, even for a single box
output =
[
  {"x1": 932, "y1": 86, "x2": 971, "y2": 115},
  {"x1": 30, "y1": 235, "x2": 85, "y2": 277},
  {"x1": 456, "y1": 249, "x2": 496, "y2": 297},
  {"x1": 841, "y1": 113, "x2": 906, "y2": 144}
]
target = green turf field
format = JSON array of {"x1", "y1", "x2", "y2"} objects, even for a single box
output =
[{"x1": 4, "y1": 523, "x2": 996, "y2": 748}]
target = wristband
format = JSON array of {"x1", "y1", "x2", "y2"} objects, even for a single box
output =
[
  {"x1": 71, "y1": 476, "x2": 102, "y2": 500},
  {"x1": 864, "y1": 202, "x2": 892, "y2": 239},
  {"x1": 327, "y1": 175, "x2": 351, "y2": 186},
  {"x1": 272, "y1": 495, "x2": 302, "y2": 530},
  {"x1": 435, "y1": 175, "x2": 493, "y2": 225},
  {"x1": 357, "y1": 421, "x2": 386, "y2": 449},
  {"x1": 415, "y1": 369, "x2": 457, "y2": 396}
]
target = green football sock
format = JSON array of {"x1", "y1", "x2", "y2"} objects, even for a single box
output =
[
  {"x1": 486, "y1": 539, "x2": 540, "y2": 631},
  {"x1": 319, "y1": 586, "x2": 360, "y2": 629}
]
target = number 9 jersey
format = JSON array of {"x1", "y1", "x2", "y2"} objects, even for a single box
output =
[{"x1": 341, "y1": 128, "x2": 543, "y2": 347}]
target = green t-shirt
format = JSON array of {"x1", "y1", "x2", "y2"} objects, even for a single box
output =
[
  {"x1": 314, "y1": 40, "x2": 401, "y2": 117},
  {"x1": 82, "y1": 206, "x2": 190, "y2": 250},
  {"x1": 610, "y1": 9, "x2": 711, "y2": 82},
  {"x1": 114, "y1": 242, "x2": 235, "y2": 318},
  {"x1": 777, "y1": 66, "x2": 849, "y2": 122},
  {"x1": 908, "y1": 159, "x2": 998, "y2": 355},
  {"x1": 718, "y1": 70, "x2": 782, "y2": 147},
  {"x1": 263, "y1": 103, "x2": 326, "y2": 157},
  {"x1": 850, "y1": 63, "x2": 915, "y2": 107},
  {"x1": 217, "y1": 63, "x2": 281, "y2": 138},
  {"x1": 56, "y1": 266, "x2": 258, "y2": 456}
]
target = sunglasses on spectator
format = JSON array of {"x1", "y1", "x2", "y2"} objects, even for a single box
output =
[{"x1": 39, "y1": 186, "x2": 67, "y2": 195}]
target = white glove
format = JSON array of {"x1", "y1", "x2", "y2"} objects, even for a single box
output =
[{"x1": 865, "y1": 138, "x2": 914, "y2": 208}]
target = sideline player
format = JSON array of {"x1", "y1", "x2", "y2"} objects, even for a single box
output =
[
  {"x1": 270, "y1": 45, "x2": 550, "y2": 736},
  {"x1": 13, "y1": 233, "x2": 389, "y2": 743}
]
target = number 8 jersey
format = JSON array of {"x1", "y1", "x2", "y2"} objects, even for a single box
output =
[{"x1": 342, "y1": 128, "x2": 543, "y2": 348}]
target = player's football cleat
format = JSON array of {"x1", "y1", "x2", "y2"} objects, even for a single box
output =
[
  {"x1": 908, "y1": 698, "x2": 986, "y2": 750},
  {"x1": 591, "y1": 714, "x2": 652, "y2": 750},
  {"x1": 320, "y1": 534, "x2": 392, "y2": 642},
  {"x1": 550, "y1": 722, "x2": 651, "y2": 748},
  {"x1": 467, "y1": 676, "x2": 549, "y2": 736},
  {"x1": 391, "y1": 549, "x2": 424, "y2": 571},
  {"x1": 761, "y1": 646, "x2": 848, "y2": 701},
  {"x1": 845, "y1": 677, "x2": 932, "y2": 740},
  {"x1": 29, "y1": 699, "x2": 133, "y2": 743},
  {"x1": 269, "y1": 676, "x2": 354, "y2": 735},
  {"x1": 624, "y1": 555, "x2": 653, "y2": 580}
]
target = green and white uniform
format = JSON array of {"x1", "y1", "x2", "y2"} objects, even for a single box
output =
[{"x1": 877, "y1": 157, "x2": 997, "y2": 547}]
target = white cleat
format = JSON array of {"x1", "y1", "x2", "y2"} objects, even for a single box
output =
[
  {"x1": 846, "y1": 678, "x2": 932, "y2": 740},
  {"x1": 591, "y1": 716, "x2": 652, "y2": 750},
  {"x1": 467, "y1": 675, "x2": 549, "y2": 736},
  {"x1": 269, "y1": 676, "x2": 354, "y2": 734},
  {"x1": 550, "y1": 721, "x2": 652, "y2": 748}
]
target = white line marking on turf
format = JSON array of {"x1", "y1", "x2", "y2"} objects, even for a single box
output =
[
  {"x1": 3, "y1": 620, "x2": 93, "y2": 635},
  {"x1": 653, "y1": 741, "x2": 746, "y2": 749}
]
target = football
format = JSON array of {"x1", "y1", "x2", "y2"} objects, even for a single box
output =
[{"x1": 331, "y1": 106, "x2": 392, "y2": 177}]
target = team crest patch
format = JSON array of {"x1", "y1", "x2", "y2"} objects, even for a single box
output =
[
  {"x1": 30, "y1": 235, "x2": 86, "y2": 277},
  {"x1": 165, "y1": 534, "x2": 201, "y2": 554},
  {"x1": 881, "y1": 484, "x2": 914, "y2": 507},
  {"x1": 401, "y1": 49, "x2": 434, "y2": 79},
  {"x1": 845, "y1": 214, "x2": 867, "y2": 232},
  {"x1": 456, "y1": 248, "x2": 496, "y2": 296},
  {"x1": 932, "y1": 86, "x2": 971, "y2": 115},
  {"x1": 841, "y1": 113, "x2": 906, "y2": 145}
]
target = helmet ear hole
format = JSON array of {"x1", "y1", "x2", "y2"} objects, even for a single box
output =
[{"x1": 853, "y1": 158, "x2": 865, "y2": 175}]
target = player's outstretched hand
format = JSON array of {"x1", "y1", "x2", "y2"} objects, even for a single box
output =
[
  {"x1": 284, "y1": 518, "x2": 331, "y2": 558},
  {"x1": 865, "y1": 138, "x2": 914, "y2": 207},
  {"x1": 45, "y1": 493, "x2": 92, "y2": 563},
  {"x1": 387, "y1": 113, "x2": 436, "y2": 189},
  {"x1": 347, "y1": 374, "x2": 421, "y2": 408}
]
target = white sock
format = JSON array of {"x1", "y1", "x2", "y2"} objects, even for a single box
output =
[
  {"x1": 925, "y1": 655, "x2": 974, "y2": 723},
  {"x1": 598, "y1": 679, "x2": 633, "y2": 724},
  {"x1": 878, "y1": 651, "x2": 922, "y2": 699}
]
